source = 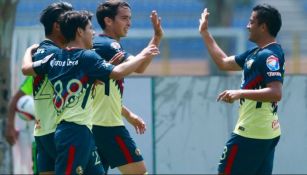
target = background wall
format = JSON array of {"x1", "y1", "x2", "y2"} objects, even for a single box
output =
[{"x1": 153, "y1": 75, "x2": 307, "y2": 174}]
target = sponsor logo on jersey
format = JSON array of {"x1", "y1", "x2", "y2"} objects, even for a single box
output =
[
  {"x1": 111, "y1": 42, "x2": 121, "y2": 50},
  {"x1": 266, "y1": 55, "x2": 280, "y2": 71},
  {"x1": 50, "y1": 58, "x2": 78, "y2": 67},
  {"x1": 267, "y1": 72, "x2": 281, "y2": 77}
]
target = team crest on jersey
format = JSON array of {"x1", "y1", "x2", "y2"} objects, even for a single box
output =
[
  {"x1": 135, "y1": 148, "x2": 142, "y2": 156},
  {"x1": 266, "y1": 55, "x2": 280, "y2": 71},
  {"x1": 110, "y1": 42, "x2": 121, "y2": 50},
  {"x1": 246, "y1": 59, "x2": 254, "y2": 69},
  {"x1": 76, "y1": 166, "x2": 83, "y2": 175}
]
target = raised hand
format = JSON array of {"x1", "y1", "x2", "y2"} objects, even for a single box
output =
[
  {"x1": 141, "y1": 44, "x2": 160, "y2": 58},
  {"x1": 199, "y1": 8, "x2": 210, "y2": 34},
  {"x1": 150, "y1": 10, "x2": 163, "y2": 39}
]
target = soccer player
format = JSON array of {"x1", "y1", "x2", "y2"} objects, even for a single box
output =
[
  {"x1": 199, "y1": 4, "x2": 284, "y2": 175},
  {"x1": 92, "y1": 1, "x2": 163, "y2": 174},
  {"x1": 21, "y1": 1, "x2": 73, "y2": 174},
  {"x1": 5, "y1": 76, "x2": 38, "y2": 174},
  {"x1": 5, "y1": 76, "x2": 33, "y2": 146},
  {"x1": 23, "y1": 10, "x2": 159, "y2": 175}
]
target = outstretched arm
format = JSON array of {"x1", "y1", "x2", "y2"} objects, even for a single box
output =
[
  {"x1": 21, "y1": 44, "x2": 39, "y2": 76},
  {"x1": 132, "y1": 10, "x2": 164, "y2": 73},
  {"x1": 110, "y1": 44, "x2": 159, "y2": 80},
  {"x1": 122, "y1": 105, "x2": 146, "y2": 134},
  {"x1": 199, "y1": 8, "x2": 241, "y2": 71},
  {"x1": 217, "y1": 81, "x2": 282, "y2": 103}
]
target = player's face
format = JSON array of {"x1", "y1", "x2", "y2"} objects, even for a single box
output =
[
  {"x1": 246, "y1": 11, "x2": 262, "y2": 43},
  {"x1": 82, "y1": 21, "x2": 95, "y2": 49},
  {"x1": 112, "y1": 6, "x2": 131, "y2": 38}
]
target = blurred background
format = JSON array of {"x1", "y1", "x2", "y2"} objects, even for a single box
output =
[{"x1": 1, "y1": 0, "x2": 307, "y2": 174}]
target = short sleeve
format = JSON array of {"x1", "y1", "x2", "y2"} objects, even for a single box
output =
[
  {"x1": 93, "y1": 39, "x2": 131, "y2": 62},
  {"x1": 81, "y1": 50, "x2": 115, "y2": 82},
  {"x1": 259, "y1": 53, "x2": 284, "y2": 84}
]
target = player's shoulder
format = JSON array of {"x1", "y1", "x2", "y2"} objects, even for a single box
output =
[
  {"x1": 93, "y1": 34, "x2": 121, "y2": 49},
  {"x1": 81, "y1": 49, "x2": 102, "y2": 61},
  {"x1": 259, "y1": 43, "x2": 284, "y2": 61},
  {"x1": 33, "y1": 40, "x2": 61, "y2": 60}
]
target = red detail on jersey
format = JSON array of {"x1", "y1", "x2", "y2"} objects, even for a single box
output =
[
  {"x1": 115, "y1": 135, "x2": 133, "y2": 163},
  {"x1": 244, "y1": 75, "x2": 263, "y2": 89},
  {"x1": 65, "y1": 145, "x2": 76, "y2": 175},
  {"x1": 33, "y1": 75, "x2": 44, "y2": 87},
  {"x1": 224, "y1": 144, "x2": 239, "y2": 175},
  {"x1": 116, "y1": 79, "x2": 124, "y2": 96}
]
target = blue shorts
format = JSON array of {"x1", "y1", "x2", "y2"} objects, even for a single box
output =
[
  {"x1": 92, "y1": 125, "x2": 143, "y2": 171},
  {"x1": 218, "y1": 133, "x2": 280, "y2": 175},
  {"x1": 55, "y1": 121, "x2": 104, "y2": 175},
  {"x1": 35, "y1": 132, "x2": 56, "y2": 172}
]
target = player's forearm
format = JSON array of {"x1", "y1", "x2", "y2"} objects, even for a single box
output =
[
  {"x1": 240, "y1": 88, "x2": 282, "y2": 102},
  {"x1": 134, "y1": 56, "x2": 154, "y2": 73},
  {"x1": 22, "y1": 44, "x2": 38, "y2": 76},
  {"x1": 110, "y1": 55, "x2": 146, "y2": 79},
  {"x1": 21, "y1": 50, "x2": 36, "y2": 76},
  {"x1": 121, "y1": 105, "x2": 132, "y2": 119},
  {"x1": 148, "y1": 34, "x2": 162, "y2": 47},
  {"x1": 7, "y1": 91, "x2": 24, "y2": 124},
  {"x1": 201, "y1": 31, "x2": 229, "y2": 70}
]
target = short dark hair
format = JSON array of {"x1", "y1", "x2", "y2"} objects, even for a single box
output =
[
  {"x1": 96, "y1": 0, "x2": 131, "y2": 30},
  {"x1": 40, "y1": 1, "x2": 73, "y2": 36},
  {"x1": 253, "y1": 4, "x2": 282, "y2": 37},
  {"x1": 58, "y1": 10, "x2": 93, "y2": 42}
]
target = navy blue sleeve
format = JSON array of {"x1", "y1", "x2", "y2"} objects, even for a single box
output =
[
  {"x1": 32, "y1": 52, "x2": 55, "y2": 75},
  {"x1": 32, "y1": 44, "x2": 60, "y2": 75},
  {"x1": 93, "y1": 40, "x2": 131, "y2": 62},
  {"x1": 81, "y1": 50, "x2": 115, "y2": 82},
  {"x1": 258, "y1": 50, "x2": 284, "y2": 85}
]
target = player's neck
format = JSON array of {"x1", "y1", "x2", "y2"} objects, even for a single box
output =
[
  {"x1": 46, "y1": 35, "x2": 66, "y2": 48},
  {"x1": 257, "y1": 35, "x2": 276, "y2": 48},
  {"x1": 66, "y1": 38, "x2": 87, "y2": 49},
  {"x1": 103, "y1": 30, "x2": 120, "y2": 41}
]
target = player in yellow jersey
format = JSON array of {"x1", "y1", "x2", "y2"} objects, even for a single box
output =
[
  {"x1": 92, "y1": 0, "x2": 163, "y2": 174},
  {"x1": 199, "y1": 4, "x2": 284, "y2": 175},
  {"x1": 20, "y1": 2, "x2": 73, "y2": 174}
]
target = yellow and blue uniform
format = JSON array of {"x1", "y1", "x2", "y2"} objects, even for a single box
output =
[
  {"x1": 31, "y1": 40, "x2": 59, "y2": 173},
  {"x1": 218, "y1": 43, "x2": 285, "y2": 174},
  {"x1": 92, "y1": 35, "x2": 143, "y2": 171},
  {"x1": 34, "y1": 48, "x2": 114, "y2": 175}
]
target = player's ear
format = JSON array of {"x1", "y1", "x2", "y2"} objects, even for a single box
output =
[
  {"x1": 260, "y1": 23, "x2": 267, "y2": 32},
  {"x1": 104, "y1": 17, "x2": 113, "y2": 27},
  {"x1": 76, "y1": 27, "x2": 84, "y2": 36},
  {"x1": 54, "y1": 22, "x2": 61, "y2": 33}
]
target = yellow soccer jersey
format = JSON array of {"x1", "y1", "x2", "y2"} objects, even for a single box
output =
[
  {"x1": 32, "y1": 75, "x2": 57, "y2": 136},
  {"x1": 92, "y1": 79, "x2": 124, "y2": 126},
  {"x1": 233, "y1": 99, "x2": 281, "y2": 139}
]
